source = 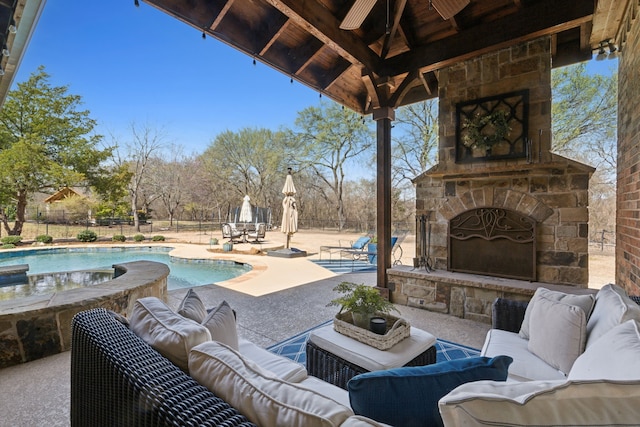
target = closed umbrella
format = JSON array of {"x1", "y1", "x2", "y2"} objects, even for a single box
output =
[
  {"x1": 281, "y1": 169, "x2": 298, "y2": 249},
  {"x1": 239, "y1": 195, "x2": 252, "y2": 223}
]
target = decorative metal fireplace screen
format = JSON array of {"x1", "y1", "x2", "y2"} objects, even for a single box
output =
[{"x1": 448, "y1": 208, "x2": 536, "y2": 281}]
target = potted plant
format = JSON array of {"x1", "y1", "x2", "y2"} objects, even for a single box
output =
[{"x1": 327, "y1": 281, "x2": 399, "y2": 329}]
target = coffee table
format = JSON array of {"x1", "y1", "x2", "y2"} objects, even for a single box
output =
[{"x1": 306, "y1": 324, "x2": 437, "y2": 389}]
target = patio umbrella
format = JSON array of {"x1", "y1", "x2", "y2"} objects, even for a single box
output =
[
  {"x1": 239, "y1": 195, "x2": 252, "y2": 223},
  {"x1": 281, "y1": 169, "x2": 298, "y2": 249}
]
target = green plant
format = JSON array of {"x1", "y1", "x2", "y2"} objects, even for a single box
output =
[
  {"x1": 77, "y1": 230, "x2": 97, "y2": 242},
  {"x1": 35, "y1": 234, "x2": 53, "y2": 244},
  {"x1": 133, "y1": 234, "x2": 145, "y2": 242},
  {"x1": 327, "y1": 282, "x2": 398, "y2": 316},
  {"x1": 112, "y1": 234, "x2": 126, "y2": 242},
  {"x1": 1, "y1": 243, "x2": 15, "y2": 249},
  {"x1": 1, "y1": 236, "x2": 22, "y2": 245},
  {"x1": 152, "y1": 235, "x2": 165, "y2": 241},
  {"x1": 461, "y1": 109, "x2": 511, "y2": 150}
]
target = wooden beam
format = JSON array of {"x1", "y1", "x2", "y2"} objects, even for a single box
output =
[
  {"x1": 379, "y1": 0, "x2": 595, "y2": 77},
  {"x1": 381, "y1": 0, "x2": 407, "y2": 60},
  {"x1": 263, "y1": 0, "x2": 381, "y2": 71}
]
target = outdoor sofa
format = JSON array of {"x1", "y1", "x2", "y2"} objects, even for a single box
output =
[
  {"x1": 439, "y1": 284, "x2": 640, "y2": 425},
  {"x1": 70, "y1": 296, "x2": 389, "y2": 427}
]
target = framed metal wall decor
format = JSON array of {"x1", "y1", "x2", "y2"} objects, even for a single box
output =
[{"x1": 455, "y1": 90, "x2": 529, "y2": 163}]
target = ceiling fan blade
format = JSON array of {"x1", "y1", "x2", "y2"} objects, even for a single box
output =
[
  {"x1": 340, "y1": 0, "x2": 377, "y2": 30},
  {"x1": 431, "y1": 0, "x2": 470, "y2": 20}
]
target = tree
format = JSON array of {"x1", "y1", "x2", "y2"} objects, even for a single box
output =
[
  {"x1": 294, "y1": 101, "x2": 374, "y2": 230},
  {"x1": 552, "y1": 63, "x2": 617, "y2": 153},
  {"x1": 552, "y1": 62, "x2": 618, "y2": 243},
  {"x1": 145, "y1": 146, "x2": 189, "y2": 226},
  {"x1": 0, "y1": 66, "x2": 110, "y2": 235},
  {"x1": 199, "y1": 127, "x2": 300, "y2": 220},
  {"x1": 111, "y1": 123, "x2": 167, "y2": 232},
  {"x1": 392, "y1": 100, "x2": 439, "y2": 186}
]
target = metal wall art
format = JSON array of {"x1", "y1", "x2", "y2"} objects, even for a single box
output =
[{"x1": 455, "y1": 89, "x2": 529, "y2": 163}]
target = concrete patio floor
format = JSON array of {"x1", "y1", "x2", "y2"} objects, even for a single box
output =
[{"x1": 0, "y1": 229, "x2": 614, "y2": 426}]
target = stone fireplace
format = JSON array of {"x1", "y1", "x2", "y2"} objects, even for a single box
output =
[{"x1": 388, "y1": 36, "x2": 594, "y2": 323}]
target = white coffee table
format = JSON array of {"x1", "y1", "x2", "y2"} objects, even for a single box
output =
[{"x1": 306, "y1": 323, "x2": 437, "y2": 389}]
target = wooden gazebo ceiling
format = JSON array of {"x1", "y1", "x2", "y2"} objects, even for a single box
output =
[{"x1": 142, "y1": 0, "x2": 624, "y2": 115}]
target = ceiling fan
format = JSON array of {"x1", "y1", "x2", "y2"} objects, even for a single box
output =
[{"x1": 340, "y1": 0, "x2": 470, "y2": 30}]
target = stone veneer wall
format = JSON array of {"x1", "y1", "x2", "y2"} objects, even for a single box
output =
[
  {"x1": 413, "y1": 36, "x2": 592, "y2": 288},
  {"x1": 617, "y1": 3, "x2": 640, "y2": 296},
  {"x1": 0, "y1": 261, "x2": 168, "y2": 369}
]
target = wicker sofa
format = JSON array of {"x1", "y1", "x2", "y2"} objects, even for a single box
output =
[
  {"x1": 438, "y1": 284, "x2": 640, "y2": 426},
  {"x1": 71, "y1": 306, "x2": 390, "y2": 427}
]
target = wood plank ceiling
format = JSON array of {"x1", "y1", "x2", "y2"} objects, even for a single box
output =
[{"x1": 141, "y1": 0, "x2": 623, "y2": 115}]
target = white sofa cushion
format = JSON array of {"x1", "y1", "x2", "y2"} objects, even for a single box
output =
[
  {"x1": 238, "y1": 337, "x2": 308, "y2": 382},
  {"x1": 129, "y1": 297, "x2": 211, "y2": 372},
  {"x1": 439, "y1": 379, "x2": 640, "y2": 426},
  {"x1": 298, "y1": 376, "x2": 352, "y2": 408},
  {"x1": 528, "y1": 295, "x2": 587, "y2": 375},
  {"x1": 569, "y1": 320, "x2": 640, "y2": 381},
  {"x1": 519, "y1": 287, "x2": 594, "y2": 339},
  {"x1": 177, "y1": 288, "x2": 208, "y2": 323},
  {"x1": 189, "y1": 341, "x2": 354, "y2": 427},
  {"x1": 586, "y1": 284, "x2": 640, "y2": 349},
  {"x1": 481, "y1": 329, "x2": 565, "y2": 381},
  {"x1": 201, "y1": 300, "x2": 239, "y2": 350}
]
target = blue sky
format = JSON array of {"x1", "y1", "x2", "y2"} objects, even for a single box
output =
[
  {"x1": 12, "y1": 1, "x2": 616, "y2": 156},
  {"x1": 12, "y1": 0, "x2": 322, "y2": 155}
]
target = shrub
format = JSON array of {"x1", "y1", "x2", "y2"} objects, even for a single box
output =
[
  {"x1": 35, "y1": 235, "x2": 53, "y2": 244},
  {"x1": 112, "y1": 234, "x2": 126, "y2": 242},
  {"x1": 152, "y1": 235, "x2": 165, "y2": 241},
  {"x1": 1, "y1": 243, "x2": 15, "y2": 249},
  {"x1": 77, "y1": 230, "x2": 98, "y2": 242},
  {"x1": 1, "y1": 236, "x2": 22, "y2": 245},
  {"x1": 133, "y1": 234, "x2": 145, "y2": 242}
]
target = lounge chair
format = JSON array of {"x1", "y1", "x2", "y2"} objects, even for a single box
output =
[
  {"x1": 247, "y1": 223, "x2": 266, "y2": 243},
  {"x1": 319, "y1": 236, "x2": 370, "y2": 260},
  {"x1": 222, "y1": 223, "x2": 243, "y2": 243}
]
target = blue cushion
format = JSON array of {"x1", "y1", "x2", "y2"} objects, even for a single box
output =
[
  {"x1": 348, "y1": 355, "x2": 513, "y2": 427},
  {"x1": 352, "y1": 236, "x2": 371, "y2": 249}
]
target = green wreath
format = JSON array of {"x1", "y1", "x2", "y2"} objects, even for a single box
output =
[{"x1": 461, "y1": 110, "x2": 511, "y2": 150}]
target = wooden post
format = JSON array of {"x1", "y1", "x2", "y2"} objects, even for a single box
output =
[{"x1": 373, "y1": 106, "x2": 394, "y2": 290}]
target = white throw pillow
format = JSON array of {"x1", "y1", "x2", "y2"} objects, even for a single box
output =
[
  {"x1": 129, "y1": 297, "x2": 211, "y2": 372},
  {"x1": 439, "y1": 379, "x2": 640, "y2": 426},
  {"x1": 189, "y1": 341, "x2": 354, "y2": 427},
  {"x1": 519, "y1": 287, "x2": 594, "y2": 339},
  {"x1": 527, "y1": 295, "x2": 586, "y2": 375},
  {"x1": 177, "y1": 288, "x2": 207, "y2": 323},
  {"x1": 586, "y1": 284, "x2": 640, "y2": 348},
  {"x1": 201, "y1": 300, "x2": 239, "y2": 350},
  {"x1": 569, "y1": 320, "x2": 640, "y2": 381}
]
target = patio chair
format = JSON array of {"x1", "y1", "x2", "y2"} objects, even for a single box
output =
[
  {"x1": 320, "y1": 236, "x2": 370, "y2": 260},
  {"x1": 222, "y1": 223, "x2": 243, "y2": 243},
  {"x1": 247, "y1": 223, "x2": 266, "y2": 243}
]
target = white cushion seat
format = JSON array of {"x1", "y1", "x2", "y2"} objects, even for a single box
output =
[
  {"x1": 309, "y1": 324, "x2": 436, "y2": 372},
  {"x1": 238, "y1": 337, "x2": 308, "y2": 383}
]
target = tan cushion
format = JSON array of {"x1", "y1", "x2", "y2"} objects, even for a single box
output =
[
  {"x1": 201, "y1": 300, "x2": 239, "y2": 350},
  {"x1": 238, "y1": 338, "x2": 308, "y2": 382},
  {"x1": 569, "y1": 320, "x2": 640, "y2": 381},
  {"x1": 189, "y1": 341, "x2": 354, "y2": 427},
  {"x1": 129, "y1": 297, "x2": 211, "y2": 372},
  {"x1": 527, "y1": 295, "x2": 587, "y2": 375},
  {"x1": 519, "y1": 288, "x2": 594, "y2": 339},
  {"x1": 586, "y1": 284, "x2": 640, "y2": 348},
  {"x1": 177, "y1": 288, "x2": 207, "y2": 323},
  {"x1": 439, "y1": 379, "x2": 640, "y2": 426}
]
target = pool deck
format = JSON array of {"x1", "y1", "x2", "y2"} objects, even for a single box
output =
[{"x1": 0, "y1": 229, "x2": 614, "y2": 426}]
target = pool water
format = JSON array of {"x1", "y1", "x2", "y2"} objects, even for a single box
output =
[{"x1": 0, "y1": 247, "x2": 251, "y2": 299}]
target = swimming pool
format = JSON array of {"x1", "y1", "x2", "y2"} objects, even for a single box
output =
[{"x1": 0, "y1": 246, "x2": 251, "y2": 299}]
